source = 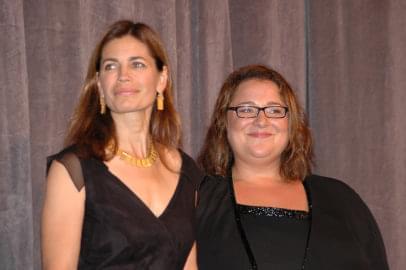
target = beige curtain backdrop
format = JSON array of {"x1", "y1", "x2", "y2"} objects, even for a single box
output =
[{"x1": 1, "y1": 0, "x2": 404, "y2": 269}]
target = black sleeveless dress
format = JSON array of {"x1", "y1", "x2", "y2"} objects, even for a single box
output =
[{"x1": 47, "y1": 147, "x2": 203, "y2": 270}]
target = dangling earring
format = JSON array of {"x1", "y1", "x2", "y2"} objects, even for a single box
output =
[
  {"x1": 157, "y1": 92, "x2": 164, "y2": 111},
  {"x1": 100, "y1": 96, "x2": 106, "y2": 114}
]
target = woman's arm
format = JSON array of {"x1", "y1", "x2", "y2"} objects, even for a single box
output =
[
  {"x1": 355, "y1": 197, "x2": 389, "y2": 270},
  {"x1": 183, "y1": 242, "x2": 198, "y2": 270},
  {"x1": 41, "y1": 160, "x2": 85, "y2": 270}
]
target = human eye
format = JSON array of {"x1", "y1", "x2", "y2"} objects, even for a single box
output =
[
  {"x1": 103, "y1": 62, "x2": 118, "y2": 71},
  {"x1": 265, "y1": 106, "x2": 286, "y2": 117},
  {"x1": 237, "y1": 106, "x2": 257, "y2": 117},
  {"x1": 131, "y1": 61, "x2": 146, "y2": 69},
  {"x1": 238, "y1": 106, "x2": 255, "y2": 113},
  {"x1": 269, "y1": 106, "x2": 284, "y2": 113}
]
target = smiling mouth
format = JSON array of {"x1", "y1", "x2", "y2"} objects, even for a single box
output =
[
  {"x1": 248, "y1": 132, "x2": 273, "y2": 138},
  {"x1": 115, "y1": 89, "x2": 140, "y2": 96}
]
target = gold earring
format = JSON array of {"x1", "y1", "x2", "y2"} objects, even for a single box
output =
[
  {"x1": 157, "y1": 92, "x2": 164, "y2": 111},
  {"x1": 100, "y1": 96, "x2": 106, "y2": 114}
]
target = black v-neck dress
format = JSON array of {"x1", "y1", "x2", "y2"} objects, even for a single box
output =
[{"x1": 47, "y1": 147, "x2": 203, "y2": 269}]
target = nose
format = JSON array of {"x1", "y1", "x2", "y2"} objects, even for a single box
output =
[
  {"x1": 253, "y1": 110, "x2": 268, "y2": 126},
  {"x1": 118, "y1": 65, "x2": 130, "y2": 82}
]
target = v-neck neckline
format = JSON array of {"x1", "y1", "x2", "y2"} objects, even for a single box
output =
[{"x1": 98, "y1": 151, "x2": 185, "y2": 220}]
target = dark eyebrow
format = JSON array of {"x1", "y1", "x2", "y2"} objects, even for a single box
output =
[
  {"x1": 129, "y1": 56, "x2": 146, "y2": 61},
  {"x1": 267, "y1": 102, "x2": 285, "y2": 106},
  {"x1": 235, "y1": 102, "x2": 256, "y2": 106},
  {"x1": 235, "y1": 101, "x2": 285, "y2": 106},
  {"x1": 101, "y1": 58, "x2": 118, "y2": 64},
  {"x1": 101, "y1": 56, "x2": 146, "y2": 64}
]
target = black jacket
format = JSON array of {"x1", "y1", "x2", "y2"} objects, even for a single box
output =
[{"x1": 197, "y1": 174, "x2": 389, "y2": 270}]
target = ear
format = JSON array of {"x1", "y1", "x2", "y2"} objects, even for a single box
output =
[
  {"x1": 157, "y1": 66, "x2": 168, "y2": 93},
  {"x1": 96, "y1": 72, "x2": 104, "y2": 97}
]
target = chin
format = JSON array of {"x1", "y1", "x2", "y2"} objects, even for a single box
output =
[
  {"x1": 253, "y1": 154, "x2": 275, "y2": 160},
  {"x1": 249, "y1": 150, "x2": 274, "y2": 158},
  {"x1": 114, "y1": 103, "x2": 152, "y2": 113},
  {"x1": 248, "y1": 147, "x2": 283, "y2": 159}
]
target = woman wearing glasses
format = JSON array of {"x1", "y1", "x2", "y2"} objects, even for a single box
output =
[{"x1": 196, "y1": 65, "x2": 388, "y2": 269}]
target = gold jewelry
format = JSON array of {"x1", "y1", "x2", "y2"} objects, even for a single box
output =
[
  {"x1": 100, "y1": 96, "x2": 106, "y2": 114},
  {"x1": 116, "y1": 143, "x2": 158, "y2": 167},
  {"x1": 157, "y1": 92, "x2": 164, "y2": 111}
]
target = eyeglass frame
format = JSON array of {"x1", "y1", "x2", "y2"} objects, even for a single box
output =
[{"x1": 227, "y1": 105, "x2": 289, "y2": 118}]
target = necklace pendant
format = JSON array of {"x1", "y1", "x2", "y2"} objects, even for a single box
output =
[{"x1": 116, "y1": 143, "x2": 158, "y2": 168}]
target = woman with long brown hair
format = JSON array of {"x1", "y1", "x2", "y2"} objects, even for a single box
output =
[
  {"x1": 41, "y1": 20, "x2": 201, "y2": 269},
  {"x1": 196, "y1": 64, "x2": 388, "y2": 269}
]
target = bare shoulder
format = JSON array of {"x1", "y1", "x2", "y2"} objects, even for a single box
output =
[
  {"x1": 44, "y1": 160, "x2": 85, "y2": 217},
  {"x1": 47, "y1": 160, "x2": 75, "y2": 189},
  {"x1": 47, "y1": 160, "x2": 84, "y2": 193}
]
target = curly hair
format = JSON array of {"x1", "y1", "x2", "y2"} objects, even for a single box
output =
[
  {"x1": 65, "y1": 20, "x2": 181, "y2": 160},
  {"x1": 197, "y1": 64, "x2": 313, "y2": 181}
]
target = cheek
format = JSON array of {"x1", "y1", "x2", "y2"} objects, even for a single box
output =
[
  {"x1": 99, "y1": 74, "x2": 116, "y2": 90},
  {"x1": 273, "y1": 118, "x2": 289, "y2": 132},
  {"x1": 226, "y1": 116, "x2": 237, "y2": 148},
  {"x1": 226, "y1": 116, "x2": 250, "y2": 148},
  {"x1": 142, "y1": 72, "x2": 160, "y2": 86},
  {"x1": 226, "y1": 127, "x2": 238, "y2": 154},
  {"x1": 227, "y1": 114, "x2": 250, "y2": 132},
  {"x1": 277, "y1": 121, "x2": 290, "y2": 147}
]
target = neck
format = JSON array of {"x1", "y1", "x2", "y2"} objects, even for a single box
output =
[
  {"x1": 111, "y1": 111, "x2": 152, "y2": 157},
  {"x1": 232, "y1": 158, "x2": 284, "y2": 184}
]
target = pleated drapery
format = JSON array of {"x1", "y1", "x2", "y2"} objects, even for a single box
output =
[{"x1": 1, "y1": 1, "x2": 405, "y2": 269}]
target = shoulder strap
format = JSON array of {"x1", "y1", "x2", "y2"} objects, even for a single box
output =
[{"x1": 227, "y1": 173, "x2": 258, "y2": 270}]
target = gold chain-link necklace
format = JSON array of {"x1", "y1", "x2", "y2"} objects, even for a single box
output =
[{"x1": 116, "y1": 143, "x2": 158, "y2": 167}]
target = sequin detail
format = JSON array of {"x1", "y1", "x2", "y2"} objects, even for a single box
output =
[{"x1": 237, "y1": 204, "x2": 309, "y2": 220}]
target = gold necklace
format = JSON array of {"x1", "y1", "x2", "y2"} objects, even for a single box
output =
[{"x1": 116, "y1": 143, "x2": 158, "y2": 167}]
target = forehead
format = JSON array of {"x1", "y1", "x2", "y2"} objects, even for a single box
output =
[
  {"x1": 101, "y1": 35, "x2": 151, "y2": 59},
  {"x1": 231, "y1": 79, "x2": 282, "y2": 104}
]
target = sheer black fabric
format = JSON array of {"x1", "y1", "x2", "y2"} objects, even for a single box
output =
[{"x1": 47, "y1": 147, "x2": 203, "y2": 270}]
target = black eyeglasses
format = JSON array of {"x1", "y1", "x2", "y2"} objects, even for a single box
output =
[{"x1": 228, "y1": 105, "x2": 289, "y2": 118}]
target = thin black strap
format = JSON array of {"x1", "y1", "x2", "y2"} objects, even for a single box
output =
[
  {"x1": 227, "y1": 174, "x2": 258, "y2": 270},
  {"x1": 300, "y1": 178, "x2": 313, "y2": 269}
]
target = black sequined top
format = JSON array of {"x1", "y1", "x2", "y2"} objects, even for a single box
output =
[
  {"x1": 237, "y1": 204, "x2": 309, "y2": 219},
  {"x1": 237, "y1": 204, "x2": 310, "y2": 269}
]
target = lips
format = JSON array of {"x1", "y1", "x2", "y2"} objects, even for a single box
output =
[
  {"x1": 114, "y1": 88, "x2": 139, "y2": 96},
  {"x1": 247, "y1": 132, "x2": 273, "y2": 138}
]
